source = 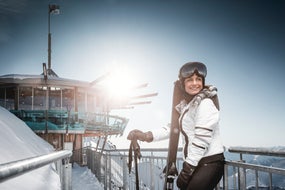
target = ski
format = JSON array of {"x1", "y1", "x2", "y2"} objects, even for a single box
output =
[{"x1": 164, "y1": 80, "x2": 184, "y2": 190}]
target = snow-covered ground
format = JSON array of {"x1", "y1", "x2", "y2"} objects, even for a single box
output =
[
  {"x1": 0, "y1": 106, "x2": 102, "y2": 189},
  {"x1": 72, "y1": 163, "x2": 103, "y2": 190}
]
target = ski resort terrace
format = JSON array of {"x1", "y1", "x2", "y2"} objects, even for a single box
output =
[{"x1": 72, "y1": 146, "x2": 285, "y2": 190}]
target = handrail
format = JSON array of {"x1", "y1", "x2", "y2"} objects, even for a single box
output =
[
  {"x1": 98, "y1": 147, "x2": 183, "y2": 153},
  {"x1": 226, "y1": 160, "x2": 285, "y2": 175},
  {"x1": 0, "y1": 150, "x2": 72, "y2": 183},
  {"x1": 228, "y1": 146, "x2": 285, "y2": 157}
]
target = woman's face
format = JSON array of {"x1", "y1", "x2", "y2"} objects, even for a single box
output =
[{"x1": 184, "y1": 73, "x2": 203, "y2": 96}]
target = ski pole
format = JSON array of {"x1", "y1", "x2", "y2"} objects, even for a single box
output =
[
  {"x1": 133, "y1": 140, "x2": 140, "y2": 190},
  {"x1": 164, "y1": 162, "x2": 178, "y2": 190},
  {"x1": 128, "y1": 139, "x2": 141, "y2": 190}
]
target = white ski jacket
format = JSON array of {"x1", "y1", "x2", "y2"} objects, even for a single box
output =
[{"x1": 152, "y1": 98, "x2": 224, "y2": 166}]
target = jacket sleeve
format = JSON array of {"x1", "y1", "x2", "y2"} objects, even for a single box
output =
[
  {"x1": 151, "y1": 100, "x2": 185, "y2": 141},
  {"x1": 186, "y1": 98, "x2": 219, "y2": 166},
  {"x1": 151, "y1": 124, "x2": 171, "y2": 141}
]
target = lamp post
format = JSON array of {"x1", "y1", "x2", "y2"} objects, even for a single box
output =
[
  {"x1": 48, "y1": 4, "x2": 60, "y2": 75},
  {"x1": 45, "y1": 5, "x2": 59, "y2": 135}
]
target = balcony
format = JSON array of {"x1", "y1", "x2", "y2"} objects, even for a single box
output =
[{"x1": 10, "y1": 110, "x2": 128, "y2": 135}]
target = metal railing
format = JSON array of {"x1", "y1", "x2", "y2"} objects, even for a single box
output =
[
  {"x1": 224, "y1": 147, "x2": 285, "y2": 189},
  {"x1": 73, "y1": 146, "x2": 285, "y2": 190},
  {"x1": 0, "y1": 150, "x2": 72, "y2": 190}
]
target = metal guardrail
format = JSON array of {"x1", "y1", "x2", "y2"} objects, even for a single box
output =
[
  {"x1": 228, "y1": 146, "x2": 285, "y2": 158},
  {"x1": 73, "y1": 146, "x2": 285, "y2": 190},
  {"x1": 0, "y1": 150, "x2": 72, "y2": 189},
  {"x1": 224, "y1": 147, "x2": 285, "y2": 190},
  {"x1": 73, "y1": 147, "x2": 218, "y2": 190}
]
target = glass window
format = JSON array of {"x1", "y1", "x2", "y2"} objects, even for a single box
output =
[
  {"x1": 49, "y1": 87, "x2": 62, "y2": 110},
  {"x1": 5, "y1": 87, "x2": 16, "y2": 110},
  {"x1": 0, "y1": 87, "x2": 5, "y2": 108},
  {"x1": 87, "y1": 94, "x2": 95, "y2": 113},
  {"x1": 19, "y1": 87, "x2": 33, "y2": 110},
  {"x1": 62, "y1": 88, "x2": 74, "y2": 112},
  {"x1": 77, "y1": 91, "x2": 86, "y2": 113},
  {"x1": 34, "y1": 87, "x2": 47, "y2": 110}
]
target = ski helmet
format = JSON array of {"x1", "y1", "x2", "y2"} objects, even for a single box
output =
[{"x1": 178, "y1": 62, "x2": 207, "y2": 87}]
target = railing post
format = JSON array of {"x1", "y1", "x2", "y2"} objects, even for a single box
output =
[
  {"x1": 150, "y1": 151, "x2": 155, "y2": 189},
  {"x1": 87, "y1": 148, "x2": 91, "y2": 169},
  {"x1": 55, "y1": 154, "x2": 72, "y2": 190},
  {"x1": 82, "y1": 148, "x2": 87, "y2": 165},
  {"x1": 122, "y1": 154, "x2": 128, "y2": 190},
  {"x1": 269, "y1": 172, "x2": 273, "y2": 190},
  {"x1": 108, "y1": 152, "x2": 112, "y2": 189},
  {"x1": 223, "y1": 164, "x2": 228, "y2": 190},
  {"x1": 238, "y1": 154, "x2": 246, "y2": 189},
  {"x1": 92, "y1": 150, "x2": 96, "y2": 176},
  {"x1": 103, "y1": 153, "x2": 107, "y2": 190},
  {"x1": 62, "y1": 158, "x2": 72, "y2": 190},
  {"x1": 238, "y1": 166, "x2": 246, "y2": 189},
  {"x1": 255, "y1": 170, "x2": 259, "y2": 189}
]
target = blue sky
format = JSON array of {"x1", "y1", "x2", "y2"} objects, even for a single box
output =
[{"x1": 1, "y1": 0, "x2": 285, "y2": 148}]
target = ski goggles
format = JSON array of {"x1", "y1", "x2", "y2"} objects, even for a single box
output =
[{"x1": 179, "y1": 62, "x2": 207, "y2": 78}]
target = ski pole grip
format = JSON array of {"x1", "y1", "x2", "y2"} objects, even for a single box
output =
[{"x1": 167, "y1": 162, "x2": 178, "y2": 176}]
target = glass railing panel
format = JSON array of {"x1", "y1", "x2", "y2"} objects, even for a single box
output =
[{"x1": 10, "y1": 110, "x2": 128, "y2": 135}]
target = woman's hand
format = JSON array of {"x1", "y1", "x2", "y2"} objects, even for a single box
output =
[
  {"x1": 176, "y1": 161, "x2": 196, "y2": 189},
  {"x1": 127, "y1": 129, "x2": 153, "y2": 142}
]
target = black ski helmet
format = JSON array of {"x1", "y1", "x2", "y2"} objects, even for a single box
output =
[{"x1": 178, "y1": 62, "x2": 207, "y2": 88}]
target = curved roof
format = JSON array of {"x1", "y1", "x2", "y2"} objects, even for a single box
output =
[{"x1": 0, "y1": 73, "x2": 100, "y2": 91}]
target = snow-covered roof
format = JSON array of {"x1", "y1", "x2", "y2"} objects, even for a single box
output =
[{"x1": 0, "y1": 73, "x2": 95, "y2": 89}]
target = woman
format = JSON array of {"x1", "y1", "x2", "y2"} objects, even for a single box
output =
[{"x1": 127, "y1": 62, "x2": 225, "y2": 190}]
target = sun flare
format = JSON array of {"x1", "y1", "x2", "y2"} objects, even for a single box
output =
[{"x1": 103, "y1": 67, "x2": 138, "y2": 98}]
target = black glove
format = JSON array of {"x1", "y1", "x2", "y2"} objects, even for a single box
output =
[
  {"x1": 127, "y1": 129, "x2": 153, "y2": 142},
  {"x1": 176, "y1": 162, "x2": 196, "y2": 189}
]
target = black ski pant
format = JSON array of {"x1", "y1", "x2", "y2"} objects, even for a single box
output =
[{"x1": 181, "y1": 153, "x2": 225, "y2": 190}]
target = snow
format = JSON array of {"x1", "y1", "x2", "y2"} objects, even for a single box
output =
[
  {"x1": 0, "y1": 74, "x2": 41, "y2": 80},
  {"x1": 0, "y1": 106, "x2": 102, "y2": 189},
  {"x1": 72, "y1": 163, "x2": 104, "y2": 190}
]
